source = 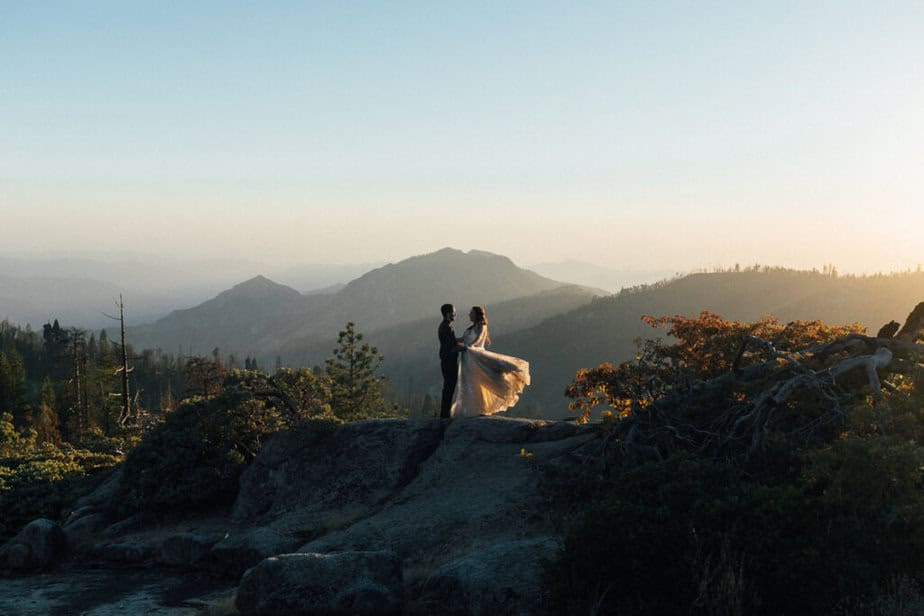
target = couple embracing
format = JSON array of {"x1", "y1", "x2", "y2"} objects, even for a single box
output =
[{"x1": 438, "y1": 303, "x2": 531, "y2": 418}]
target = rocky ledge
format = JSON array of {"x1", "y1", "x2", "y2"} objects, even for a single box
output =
[{"x1": 0, "y1": 416, "x2": 600, "y2": 615}]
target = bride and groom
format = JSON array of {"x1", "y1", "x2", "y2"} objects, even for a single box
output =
[{"x1": 438, "y1": 303, "x2": 530, "y2": 419}]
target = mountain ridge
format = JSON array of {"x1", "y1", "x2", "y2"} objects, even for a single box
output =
[
  {"x1": 499, "y1": 269, "x2": 924, "y2": 416},
  {"x1": 127, "y1": 248, "x2": 595, "y2": 358}
]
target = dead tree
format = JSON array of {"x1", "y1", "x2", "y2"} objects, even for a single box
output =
[{"x1": 104, "y1": 294, "x2": 134, "y2": 426}]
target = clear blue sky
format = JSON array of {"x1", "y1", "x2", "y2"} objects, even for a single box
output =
[{"x1": 2, "y1": 2, "x2": 922, "y2": 272}]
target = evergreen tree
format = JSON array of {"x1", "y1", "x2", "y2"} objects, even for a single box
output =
[
  {"x1": 86, "y1": 333, "x2": 98, "y2": 365},
  {"x1": 0, "y1": 350, "x2": 26, "y2": 420},
  {"x1": 98, "y1": 329, "x2": 113, "y2": 367},
  {"x1": 0, "y1": 352, "x2": 11, "y2": 412},
  {"x1": 33, "y1": 377, "x2": 61, "y2": 445},
  {"x1": 325, "y1": 322, "x2": 387, "y2": 420},
  {"x1": 42, "y1": 319, "x2": 70, "y2": 381}
]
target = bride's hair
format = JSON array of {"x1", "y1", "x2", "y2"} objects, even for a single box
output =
[
  {"x1": 471, "y1": 306, "x2": 487, "y2": 325},
  {"x1": 471, "y1": 306, "x2": 491, "y2": 346}
]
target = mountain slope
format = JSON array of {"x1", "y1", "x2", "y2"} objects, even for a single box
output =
[
  {"x1": 129, "y1": 276, "x2": 319, "y2": 355},
  {"x1": 278, "y1": 284, "x2": 602, "y2": 385},
  {"x1": 500, "y1": 269, "x2": 924, "y2": 417},
  {"x1": 128, "y1": 248, "x2": 589, "y2": 357}
]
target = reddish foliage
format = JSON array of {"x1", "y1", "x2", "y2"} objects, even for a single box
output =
[{"x1": 566, "y1": 311, "x2": 865, "y2": 422}]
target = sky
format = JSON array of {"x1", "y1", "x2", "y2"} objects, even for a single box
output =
[{"x1": 2, "y1": 2, "x2": 922, "y2": 273}]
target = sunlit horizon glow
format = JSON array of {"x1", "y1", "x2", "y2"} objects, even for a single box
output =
[{"x1": 2, "y1": 2, "x2": 922, "y2": 275}]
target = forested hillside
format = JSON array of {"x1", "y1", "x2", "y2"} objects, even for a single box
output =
[{"x1": 502, "y1": 268, "x2": 924, "y2": 416}]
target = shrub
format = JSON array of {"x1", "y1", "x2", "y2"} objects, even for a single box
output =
[
  {"x1": 0, "y1": 444, "x2": 121, "y2": 539},
  {"x1": 549, "y1": 444, "x2": 924, "y2": 615},
  {"x1": 115, "y1": 387, "x2": 285, "y2": 516}
]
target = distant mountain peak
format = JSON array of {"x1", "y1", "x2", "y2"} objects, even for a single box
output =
[
  {"x1": 222, "y1": 275, "x2": 301, "y2": 300},
  {"x1": 235, "y1": 274, "x2": 275, "y2": 287},
  {"x1": 431, "y1": 247, "x2": 464, "y2": 256},
  {"x1": 406, "y1": 247, "x2": 511, "y2": 265}
]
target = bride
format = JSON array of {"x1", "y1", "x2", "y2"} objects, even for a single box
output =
[{"x1": 451, "y1": 306, "x2": 530, "y2": 417}]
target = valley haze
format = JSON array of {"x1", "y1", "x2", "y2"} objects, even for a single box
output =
[{"x1": 5, "y1": 247, "x2": 921, "y2": 420}]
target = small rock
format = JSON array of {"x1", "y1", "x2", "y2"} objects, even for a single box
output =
[
  {"x1": 98, "y1": 542, "x2": 156, "y2": 564},
  {"x1": 103, "y1": 512, "x2": 156, "y2": 537},
  {"x1": 0, "y1": 519, "x2": 67, "y2": 572},
  {"x1": 62, "y1": 505, "x2": 97, "y2": 527},
  {"x1": 236, "y1": 550, "x2": 403, "y2": 616},
  {"x1": 159, "y1": 532, "x2": 225, "y2": 568}
]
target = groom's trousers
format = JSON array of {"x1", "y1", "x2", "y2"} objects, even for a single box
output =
[{"x1": 440, "y1": 358, "x2": 458, "y2": 418}]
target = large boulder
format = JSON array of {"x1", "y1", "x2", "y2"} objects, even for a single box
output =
[
  {"x1": 234, "y1": 419, "x2": 443, "y2": 537},
  {"x1": 415, "y1": 536, "x2": 560, "y2": 616},
  {"x1": 60, "y1": 467, "x2": 123, "y2": 554},
  {"x1": 0, "y1": 519, "x2": 66, "y2": 572},
  {"x1": 236, "y1": 550, "x2": 403, "y2": 616},
  {"x1": 297, "y1": 417, "x2": 594, "y2": 570},
  {"x1": 209, "y1": 527, "x2": 301, "y2": 577}
]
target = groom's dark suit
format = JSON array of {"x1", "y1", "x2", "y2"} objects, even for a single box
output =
[{"x1": 438, "y1": 319, "x2": 461, "y2": 418}]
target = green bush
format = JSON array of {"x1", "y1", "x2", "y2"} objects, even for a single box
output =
[
  {"x1": 0, "y1": 444, "x2": 121, "y2": 539},
  {"x1": 115, "y1": 387, "x2": 285, "y2": 516},
  {"x1": 549, "y1": 443, "x2": 924, "y2": 615}
]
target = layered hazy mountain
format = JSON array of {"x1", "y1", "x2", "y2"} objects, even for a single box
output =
[
  {"x1": 0, "y1": 255, "x2": 381, "y2": 329},
  {"x1": 126, "y1": 248, "x2": 603, "y2": 358},
  {"x1": 11, "y1": 248, "x2": 924, "y2": 420}
]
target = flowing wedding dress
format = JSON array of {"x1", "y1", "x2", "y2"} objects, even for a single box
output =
[{"x1": 450, "y1": 323, "x2": 530, "y2": 417}]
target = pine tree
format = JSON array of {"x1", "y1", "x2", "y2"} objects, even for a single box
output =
[
  {"x1": 0, "y1": 350, "x2": 26, "y2": 420},
  {"x1": 98, "y1": 329, "x2": 113, "y2": 367},
  {"x1": 325, "y1": 322, "x2": 387, "y2": 420},
  {"x1": 34, "y1": 377, "x2": 61, "y2": 445}
]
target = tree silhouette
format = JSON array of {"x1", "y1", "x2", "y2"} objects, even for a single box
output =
[{"x1": 325, "y1": 322, "x2": 387, "y2": 420}]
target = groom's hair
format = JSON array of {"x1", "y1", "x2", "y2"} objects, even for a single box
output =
[{"x1": 441, "y1": 304, "x2": 454, "y2": 318}]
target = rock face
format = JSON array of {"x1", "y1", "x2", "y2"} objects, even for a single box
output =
[
  {"x1": 0, "y1": 519, "x2": 66, "y2": 572},
  {"x1": 416, "y1": 536, "x2": 560, "y2": 616},
  {"x1": 235, "y1": 550, "x2": 403, "y2": 616},
  {"x1": 62, "y1": 511, "x2": 109, "y2": 554},
  {"x1": 232, "y1": 416, "x2": 596, "y2": 615},
  {"x1": 234, "y1": 419, "x2": 443, "y2": 533},
  {"x1": 61, "y1": 467, "x2": 123, "y2": 555},
  {"x1": 209, "y1": 527, "x2": 302, "y2": 577},
  {"x1": 73, "y1": 467, "x2": 123, "y2": 511},
  {"x1": 4, "y1": 417, "x2": 599, "y2": 614}
]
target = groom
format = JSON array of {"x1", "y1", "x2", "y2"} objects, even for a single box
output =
[{"x1": 438, "y1": 303, "x2": 464, "y2": 418}]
